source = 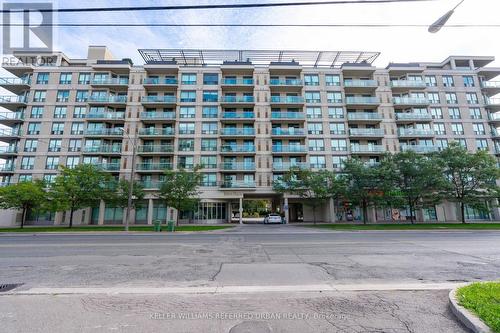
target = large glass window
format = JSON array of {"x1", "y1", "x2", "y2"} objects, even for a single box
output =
[
  {"x1": 180, "y1": 91, "x2": 196, "y2": 102},
  {"x1": 59, "y1": 72, "x2": 72, "y2": 84},
  {"x1": 179, "y1": 106, "x2": 196, "y2": 118},
  {"x1": 202, "y1": 106, "x2": 218, "y2": 118},
  {"x1": 181, "y1": 73, "x2": 197, "y2": 85},
  {"x1": 203, "y1": 73, "x2": 218, "y2": 85}
]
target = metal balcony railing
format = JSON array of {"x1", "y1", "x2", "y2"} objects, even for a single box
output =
[
  {"x1": 271, "y1": 112, "x2": 305, "y2": 119},
  {"x1": 140, "y1": 112, "x2": 176, "y2": 120},
  {"x1": 137, "y1": 145, "x2": 174, "y2": 153}
]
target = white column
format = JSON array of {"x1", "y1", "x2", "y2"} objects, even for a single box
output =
[
  {"x1": 239, "y1": 197, "x2": 243, "y2": 224},
  {"x1": 328, "y1": 198, "x2": 335, "y2": 223},
  {"x1": 284, "y1": 197, "x2": 289, "y2": 224},
  {"x1": 147, "y1": 198, "x2": 154, "y2": 225},
  {"x1": 98, "y1": 199, "x2": 105, "y2": 225},
  {"x1": 53, "y1": 212, "x2": 63, "y2": 225}
]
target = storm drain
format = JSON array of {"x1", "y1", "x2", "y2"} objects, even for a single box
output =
[{"x1": 0, "y1": 283, "x2": 23, "y2": 292}]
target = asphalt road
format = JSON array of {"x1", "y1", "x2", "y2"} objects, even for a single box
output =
[{"x1": 1, "y1": 224, "x2": 498, "y2": 332}]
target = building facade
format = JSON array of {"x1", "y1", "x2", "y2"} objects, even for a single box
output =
[{"x1": 0, "y1": 46, "x2": 499, "y2": 226}]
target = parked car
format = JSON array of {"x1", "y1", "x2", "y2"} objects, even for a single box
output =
[{"x1": 264, "y1": 213, "x2": 282, "y2": 224}]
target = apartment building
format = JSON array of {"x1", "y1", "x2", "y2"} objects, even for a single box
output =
[{"x1": 0, "y1": 46, "x2": 499, "y2": 226}]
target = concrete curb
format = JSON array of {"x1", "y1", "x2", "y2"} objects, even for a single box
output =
[{"x1": 449, "y1": 288, "x2": 493, "y2": 333}]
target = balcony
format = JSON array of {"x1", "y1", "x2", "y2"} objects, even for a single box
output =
[
  {"x1": 220, "y1": 128, "x2": 255, "y2": 136},
  {"x1": 82, "y1": 145, "x2": 122, "y2": 154},
  {"x1": 343, "y1": 79, "x2": 378, "y2": 92},
  {"x1": 220, "y1": 181, "x2": 256, "y2": 189},
  {"x1": 220, "y1": 96, "x2": 255, "y2": 106},
  {"x1": 270, "y1": 112, "x2": 305, "y2": 121},
  {"x1": 272, "y1": 162, "x2": 309, "y2": 171},
  {"x1": 139, "y1": 180, "x2": 163, "y2": 190},
  {"x1": 393, "y1": 97, "x2": 429, "y2": 106},
  {"x1": 0, "y1": 111, "x2": 24, "y2": 125},
  {"x1": 86, "y1": 112, "x2": 125, "y2": 121},
  {"x1": 347, "y1": 112, "x2": 382, "y2": 122},
  {"x1": 272, "y1": 145, "x2": 307, "y2": 154},
  {"x1": 0, "y1": 128, "x2": 21, "y2": 141},
  {"x1": 91, "y1": 78, "x2": 129, "y2": 89},
  {"x1": 137, "y1": 145, "x2": 174, "y2": 154},
  {"x1": 0, "y1": 77, "x2": 30, "y2": 94},
  {"x1": 390, "y1": 80, "x2": 426, "y2": 91},
  {"x1": 136, "y1": 162, "x2": 173, "y2": 172},
  {"x1": 350, "y1": 145, "x2": 385, "y2": 154},
  {"x1": 88, "y1": 95, "x2": 127, "y2": 105},
  {"x1": 220, "y1": 162, "x2": 256, "y2": 171},
  {"x1": 0, "y1": 146, "x2": 17, "y2": 156},
  {"x1": 0, "y1": 164, "x2": 15, "y2": 173},
  {"x1": 348, "y1": 128, "x2": 384, "y2": 138},
  {"x1": 0, "y1": 95, "x2": 28, "y2": 110},
  {"x1": 269, "y1": 79, "x2": 303, "y2": 92},
  {"x1": 481, "y1": 81, "x2": 500, "y2": 96},
  {"x1": 141, "y1": 95, "x2": 177, "y2": 106},
  {"x1": 270, "y1": 96, "x2": 304, "y2": 106},
  {"x1": 220, "y1": 145, "x2": 255, "y2": 154},
  {"x1": 484, "y1": 97, "x2": 500, "y2": 111},
  {"x1": 142, "y1": 78, "x2": 178, "y2": 89},
  {"x1": 221, "y1": 78, "x2": 254, "y2": 90},
  {"x1": 395, "y1": 113, "x2": 432, "y2": 122},
  {"x1": 397, "y1": 128, "x2": 435, "y2": 138},
  {"x1": 84, "y1": 128, "x2": 124, "y2": 137},
  {"x1": 221, "y1": 112, "x2": 255, "y2": 120},
  {"x1": 400, "y1": 145, "x2": 439, "y2": 153},
  {"x1": 94, "y1": 163, "x2": 121, "y2": 171},
  {"x1": 489, "y1": 112, "x2": 500, "y2": 124},
  {"x1": 138, "y1": 128, "x2": 175, "y2": 137},
  {"x1": 271, "y1": 128, "x2": 306, "y2": 137},
  {"x1": 140, "y1": 112, "x2": 176, "y2": 120},
  {"x1": 345, "y1": 96, "x2": 380, "y2": 106}
]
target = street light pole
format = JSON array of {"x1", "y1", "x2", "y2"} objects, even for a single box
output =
[
  {"x1": 428, "y1": 0, "x2": 465, "y2": 33},
  {"x1": 119, "y1": 127, "x2": 136, "y2": 232}
]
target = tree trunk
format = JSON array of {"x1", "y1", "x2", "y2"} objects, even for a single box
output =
[
  {"x1": 69, "y1": 208, "x2": 74, "y2": 228},
  {"x1": 21, "y1": 206, "x2": 27, "y2": 229},
  {"x1": 362, "y1": 199, "x2": 368, "y2": 225},
  {"x1": 408, "y1": 199, "x2": 414, "y2": 225},
  {"x1": 460, "y1": 202, "x2": 466, "y2": 224}
]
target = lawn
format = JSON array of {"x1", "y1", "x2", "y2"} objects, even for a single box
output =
[
  {"x1": 0, "y1": 225, "x2": 234, "y2": 233},
  {"x1": 306, "y1": 223, "x2": 500, "y2": 230},
  {"x1": 456, "y1": 282, "x2": 500, "y2": 333}
]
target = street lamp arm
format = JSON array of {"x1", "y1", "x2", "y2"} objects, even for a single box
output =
[{"x1": 428, "y1": 0, "x2": 465, "y2": 33}]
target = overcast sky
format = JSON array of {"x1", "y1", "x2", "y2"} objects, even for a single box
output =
[{"x1": 2, "y1": 0, "x2": 500, "y2": 66}]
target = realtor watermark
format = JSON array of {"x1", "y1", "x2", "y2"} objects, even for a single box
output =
[{"x1": 150, "y1": 312, "x2": 345, "y2": 321}]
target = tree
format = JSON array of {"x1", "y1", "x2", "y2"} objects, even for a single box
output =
[
  {"x1": 387, "y1": 151, "x2": 446, "y2": 223},
  {"x1": 438, "y1": 143, "x2": 500, "y2": 223},
  {"x1": 106, "y1": 179, "x2": 145, "y2": 210},
  {"x1": 48, "y1": 164, "x2": 112, "y2": 228},
  {"x1": 158, "y1": 167, "x2": 203, "y2": 226},
  {"x1": 273, "y1": 168, "x2": 344, "y2": 224},
  {"x1": 0, "y1": 180, "x2": 46, "y2": 228}
]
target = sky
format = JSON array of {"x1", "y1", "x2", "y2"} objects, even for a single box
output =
[{"x1": 1, "y1": 0, "x2": 500, "y2": 67}]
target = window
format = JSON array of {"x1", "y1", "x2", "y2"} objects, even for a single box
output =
[
  {"x1": 75, "y1": 90, "x2": 88, "y2": 102},
  {"x1": 78, "y1": 72, "x2": 91, "y2": 84},
  {"x1": 332, "y1": 156, "x2": 347, "y2": 169},
  {"x1": 330, "y1": 139, "x2": 347, "y2": 151},
  {"x1": 179, "y1": 123, "x2": 195, "y2": 134},
  {"x1": 463, "y1": 75, "x2": 475, "y2": 87},
  {"x1": 33, "y1": 90, "x2": 46, "y2": 102},
  {"x1": 430, "y1": 107, "x2": 442, "y2": 119},
  {"x1": 328, "y1": 107, "x2": 344, "y2": 119},
  {"x1": 56, "y1": 90, "x2": 70, "y2": 102},
  {"x1": 178, "y1": 139, "x2": 195, "y2": 151},
  {"x1": 469, "y1": 107, "x2": 482, "y2": 119},
  {"x1": 200, "y1": 156, "x2": 217, "y2": 169},
  {"x1": 445, "y1": 92, "x2": 458, "y2": 104},
  {"x1": 43, "y1": 174, "x2": 57, "y2": 183},
  {"x1": 53, "y1": 106, "x2": 67, "y2": 119},
  {"x1": 436, "y1": 139, "x2": 448, "y2": 151},
  {"x1": 27, "y1": 122, "x2": 41, "y2": 135},
  {"x1": 306, "y1": 107, "x2": 322, "y2": 119},
  {"x1": 466, "y1": 92, "x2": 478, "y2": 104},
  {"x1": 59, "y1": 72, "x2": 72, "y2": 84},
  {"x1": 308, "y1": 139, "x2": 324, "y2": 151},
  {"x1": 68, "y1": 139, "x2": 82, "y2": 152},
  {"x1": 24, "y1": 139, "x2": 38, "y2": 152},
  {"x1": 180, "y1": 91, "x2": 196, "y2": 102},
  {"x1": 46, "y1": 156, "x2": 60, "y2": 170},
  {"x1": 180, "y1": 106, "x2": 196, "y2": 118},
  {"x1": 51, "y1": 122, "x2": 64, "y2": 135},
  {"x1": 201, "y1": 173, "x2": 217, "y2": 187},
  {"x1": 325, "y1": 74, "x2": 340, "y2": 86},
  {"x1": 202, "y1": 91, "x2": 218, "y2": 102},
  {"x1": 178, "y1": 156, "x2": 194, "y2": 169},
  {"x1": 442, "y1": 75, "x2": 454, "y2": 87},
  {"x1": 305, "y1": 92, "x2": 321, "y2": 103},
  {"x1": 36, "y1": 72, "x2": 49, "y2": 84},
  {"x1": 310, "y1": 155, "x2": 326, "y2": 169},
  {"x1": 65, "y1": 156, "x2": 79, "y2": 169},
  {"x1": 181, "y1": 73, "x2": 197, "y2": 85},
  {"x1": 329, "y1": 122, "x2": 346, "y2": 135},
  {"x1": 30, "y1": 106, "x2": 44, "y2": 118},
  {"x1": 71, "y1": 122, "x2": 84, "y2": 135},
  {"x1": 327, "y1": 92, "x2": 342, "y2": 103},
  {"x1": 476, "y1": 139, "x2": 488, "y2": 151},
  {"x1": 73, "y1": 106, "x2": 86, "y2": 118},
  {"x1": 455, "y1": 138, "x2": 467, "y2": 148},
  {"x1": 304, "y1": 74, "x2": 319, "y2": 86},
  {"x1": 307, "y1": 123, "x2": 323, "y2": 135},
  {"x1": 425, "y1": 75, "x2": 437, "y2": 87},
  {"x1": 18, "y1": 174, "x2": 33, "y2": 182},
  {"x1": 448, "y1": 107, "x2": 461, "y2": 119},
  {"x1": 203, "y1": 73, "x2": 218, "y2": 85},
  {"x1": 473, "y1": 123, "x2": 485, "y2": 135},
  {"x1": 202, "y1": 122, "x2": 218, "y2": 134},
  {"x1": 202, "y1": 106, "x2": 217, "y2": 118},
  {"x1": 21, "y1": 157, "x2": 35, "y2": 170},
  {"x1": 428, "y1": 93, "x2": 440, "y2": 104},
  {"x1": 451, "y1": 123, "x2": 464, "y2": 135},
  {"x1": 433, "y1": 123, "x2": 446, "y2": 135},
  {"x1": 48, "y1": 139, "x2": 62, "y2": 152},
  {"x1": 201, "y1": 139, "x2": 217, "y2": 151}
]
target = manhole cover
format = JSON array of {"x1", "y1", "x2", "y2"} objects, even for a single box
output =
[
  {"x1": 0, "y1": 283, "x2": 23, "y2": 292},
  {"x1": 229, "y1": 321, "x2": 272, "y2": 333}
]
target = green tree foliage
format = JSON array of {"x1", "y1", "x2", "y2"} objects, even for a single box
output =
[
  {"x1": 106, "y1": 179, "x2": 145, "y2": 209},
  {"x1": 0, "y1": 180, "x2": 46, "y2": 228},
  {"x1": 48, "y1": 164, "x2": 112, "y2": 228},
  {"x1": 158, "y1": 166, "x2": 203, "y2": 225},
  {"x1": 438, "y1": 143, "x2": 500, "y2": 223}
]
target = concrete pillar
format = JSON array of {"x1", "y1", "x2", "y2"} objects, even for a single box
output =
[
  {"x1": 491, "y1": 199, "x2": 500, "y2": 221},
  {"x1": 284, "y1": 197, "x2": 289, "y2": 224},
  {"x1": 147, "y1": 198, "x2": 154, "y2": 225},
  {"x1": 328, "y1": 198, "x2": 335, "y2": 223},
  {"x1": 436, "y1": 204, "x2": 446, "y2": 222},
  {"x1": 226, "y1": 202, "x2": 232, "y2": 223},
  {"x1": 98, "y1": 199, "x2": 105, "y2": 225},
  {"x1": 53, "y1": 211, "x2": 63, "y2": 225},
  {"x1": 239, "y1": 197, "x2": 243, "y2": 224}
]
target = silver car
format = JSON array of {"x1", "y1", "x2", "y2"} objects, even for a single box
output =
[{"x1": 264, "y1": 214, "x2": 282, "y2": 224}]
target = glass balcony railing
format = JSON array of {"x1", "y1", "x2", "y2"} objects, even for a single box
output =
[
  {"x1": 94, "y1": 163, "x2": 121, "y2": 171},
  {"x1": 349, "y1": 128, "x2": 384, "y2": 136},
  {"x1": 86, "y1": 112, "x2": 125, "y2": 120},
  {"x1": 395, "y1": 113, "x2": 432, "y2": 121},
  {"x1": 350, "y1": 145, "x2": 385, "y2": 153},
  {"x1": 222, "y1": 78, "x2": 254, "y2": 85},
  {"x1": 220, "y1": 162, "x2": 256, "y2": 170},
  {"x1": 139, "y1": 180, "x2": 163, "y2": 189},
  {"x1": 0, "y1": 164, "x2": 15, "y2": 172},
  {"x1": 390, "y1": 80, "x2": 426, "y2": 88},
  {"x1": 272, "y1": 162, "x2": 309, "y2": 171},
  {"x1": 270, "y1": 96, "x2": 304, "y2": 104},
  {"x1": 221, "y1": 181, "x2": 256, "y2": 188},
  {"x1": 136, "y1": 162, "x2": 173, "y2": 171},
  {"x1": 485, "y1": 97, "x2": 500, "y2": 105},
  {"x1": 221, "y1": 112, "x2": 254, "y2": 119},
  {"x1": 140, "y1": 112, "x2": 176, "y2": 120},
  {"x1": 345, "y1": 96, "x2": 380, "y2": 104},
  {"x1": 400, "y1": 145, "x2": 439, "y2": 153},
  {"x1": 91, "y1": 78, "x2": 129, "y2": 85},
  {"x1": 271, "y1": 128, "x2": 306, "y2": 136},
  {"x1": 0, "y1": 95, "x2": 28, "y2": 103},
  {"x1": 0, "y1": 146, "x2": 17, "y2": 154},
  {"x1": 269, "y1": 79, "x2": 303, "y2": 86},
  {"x1": 398, "y1": 128, "x2": 435, "y2": 136},
  {"x1": 272, "y1": 145, "x2": 307, "y2": 153},
  {"x1": 221, "y1": 96, "x2": 255, "y2": 103},
  {"x1": 0, "y1": 77, "x2": 30, "y2": 85},
  {"x1": 141, "y1": 95, "x2": 176, "y2": 103},
  {"x1": 88, "y1": 95, "x2": 127, "y2": 103},
  {"x1": 0, "y1": 128, "x2": 21, "y2": 136},
  {"x1": 271, "y1": 112, "x2": 305, "y2": 119},
  {"x1": 481, "y1": 81, "x2": 500, "y2": 89},
  {"x1": 138, "y1": 128, "x2": 175, "y2": 136},
  {"x1": 220, "y1": 145, "x2": 255, "y2": 153},
  {"x1": 137, "y1": 145, "x2": 174, "y2": 153},
  {"x1": 489, "y1": 113, "x2": 500, "y2": 121},
  {"x1": 347, "y1": 112, "x2": 382, "y2": 121},
  {"x1": 143, "y1": 78, "x2": 178, "y2": 85},
  {"x1": 83, "y1": 145, "x2": 122, "y2": 153},
  {"x1": 84, "y1": 128, "x2": 124, "y2": 136},
  {"x1": 344, "y1": 80, "x2": 378, "y2": 87},
  {"x1": 220, "y1": 128, "x2": 255, "y2": 136},
  {"x1": 393, "y1": 97, "x2": 429, "y2": 105},
  {"x1": 0, "y1": 112, "x2": 24, "y2": 121}
]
